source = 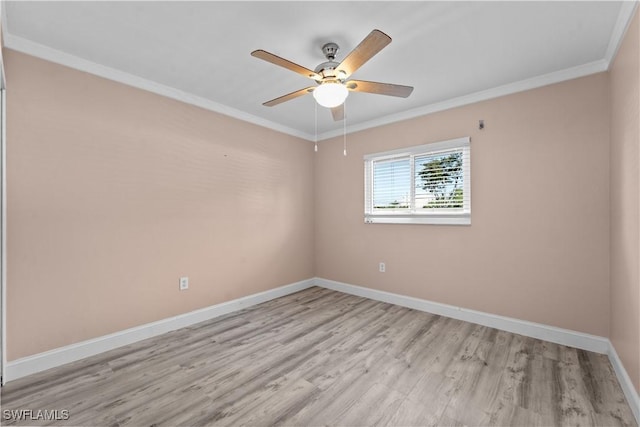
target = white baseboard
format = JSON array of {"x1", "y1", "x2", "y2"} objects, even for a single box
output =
[
  {"x1": 4, "y1": 278, "x2": 315, "y2": 383},
  {"x1": 314, "y1": 277, "x2": 639, "y2": 424},
  {"x1": 5, "y1": 275, "x2": 639, "y2": 425},
  {"x1": 609, "y1": 342, "x2": 640, "y2": 423},
  {"x1": 314, "y1": 277, "x2": 609, "y2": 353}
]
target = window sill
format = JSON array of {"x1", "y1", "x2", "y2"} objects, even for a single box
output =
[{"x1": 364, "y1": 215, "x2": 471, "y2": 225}]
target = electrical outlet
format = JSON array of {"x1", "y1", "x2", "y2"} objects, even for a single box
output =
[
  {"x1": 379, "y1": 262, "x2": 386, "y2": 273},
  {"x1": 179, "y1": 276, "x2": 189, "y2": 291}
]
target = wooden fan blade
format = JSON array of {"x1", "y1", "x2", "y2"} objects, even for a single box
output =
[
  {"x1": 331, "y1": 104, "x2": 344, "y2": 121},
  {"x1": 263, "y1": 87, "x2": 315, "y2": 107},
  {"x1": 337, "y1": 30, "x2": 392, "y2": 78},
  {"x1": 251, "y1": 50, "x2": 321, "y2": 81},
  {"x1": 346, "y1": 80, "x2": 413, "y2": 98}
]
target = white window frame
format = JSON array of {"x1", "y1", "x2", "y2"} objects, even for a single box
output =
[{"x1": 364, "y1": 137, "x2": 471, "y2": 225}]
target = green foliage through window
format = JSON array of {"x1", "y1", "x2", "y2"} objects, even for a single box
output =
[
  {"x1": 364, "y1": 137, "x2": 470, "y2": 224},
  {"x1": 417, "y1": 152, "x2": 463, "y2": 209}
]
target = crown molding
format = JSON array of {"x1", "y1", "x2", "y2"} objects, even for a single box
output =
[
  {"x1": 2, "y1": 1, "x2": 635, "y2": 144},
  {"x1": 2, "y1": 32, "x2": 316, "y2": 142},
  {"x1": 604, "y1": 1, "x2": 639, "y2": 69},
  {"x1": 317, "y1": 59, "x2": 608, "y2": 141}
]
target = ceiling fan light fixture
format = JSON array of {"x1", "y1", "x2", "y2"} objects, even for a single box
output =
[{"x1": 313, "y1": 82, "x2": 349, "y2": 108}]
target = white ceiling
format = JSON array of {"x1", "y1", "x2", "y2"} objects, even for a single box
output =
[{"x1": 2, "y1": 1, "x2": 636, "y2": 141}]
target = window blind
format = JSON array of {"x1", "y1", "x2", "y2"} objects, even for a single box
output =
[
  {"x1": 364, "y1": 137, "x2": 471, "y2": 225},
  {"x1": 372, "y1": 157, "x2": 411, "y2": 210}
]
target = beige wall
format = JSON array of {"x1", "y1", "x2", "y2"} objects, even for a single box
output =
[
  {"x1": 4, "y1": 50, "x2": 315, "y2": 360},
  {"x1": 5, "y1": 25, "x2": 637, "y2": 388},
  {"x1": 610, "y1": 9, "x2": 640, "y2": 393},
  {"x1": 316, "y1": 73, "x2": 610, "y2": 338}
]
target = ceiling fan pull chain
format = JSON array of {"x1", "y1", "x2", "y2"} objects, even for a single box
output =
[
  {"x1": 343, "y1": 101, "x2": 347, "y2": 156},
  {"x1": 314, "y1": 101, "x2": 318, "y2": 152}
]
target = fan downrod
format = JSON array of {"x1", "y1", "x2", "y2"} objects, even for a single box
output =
[
  {"x1": 321, "y1": 42, "x2": 339, "y2": 61},
  {"x1": 315, "y1": 42, "x2": 343, "y2": 79}
]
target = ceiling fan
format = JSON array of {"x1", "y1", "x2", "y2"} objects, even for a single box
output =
[{"x1": 251, "y1": 29, "x2": 414, "y2": 121}]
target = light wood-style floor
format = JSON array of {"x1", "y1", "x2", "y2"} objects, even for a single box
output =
[{"x1": 1, "y1": 287, "x2": 636, "y2": 426}]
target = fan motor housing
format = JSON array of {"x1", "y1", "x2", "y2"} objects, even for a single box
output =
[
  {"x1": 314, "y1": 42, "x2": 346, "y2": 81},
  {"x1": 314, "y1": 61, "x2": 340, "y2": 78}
]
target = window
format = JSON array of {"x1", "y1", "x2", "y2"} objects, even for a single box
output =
[{"x1": 364, "y1": 137, "x2": 470, "y2": 225}]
